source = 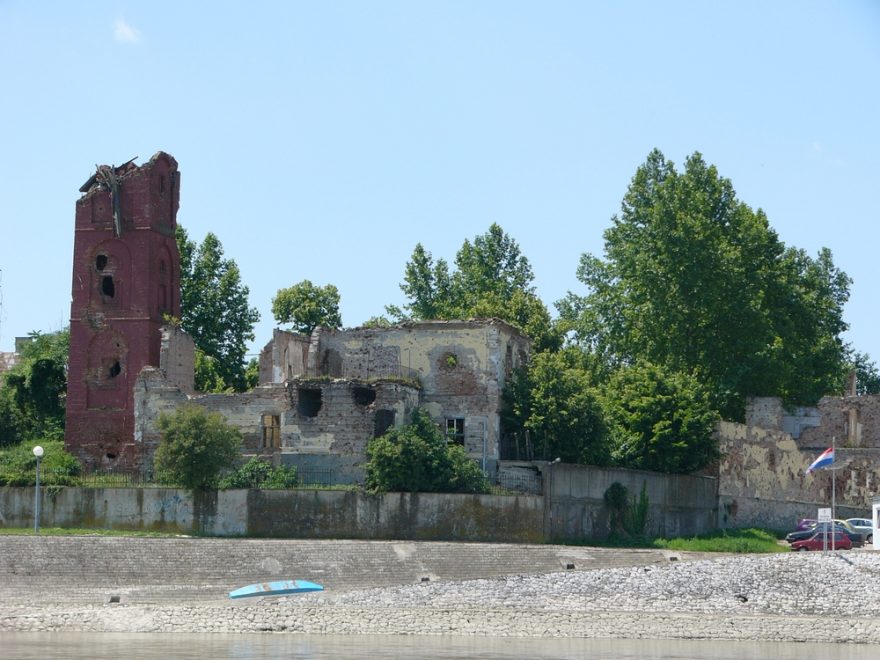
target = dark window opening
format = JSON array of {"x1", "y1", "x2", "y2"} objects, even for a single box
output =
[
  {"x1": 374, "y1": 409, "x2": 396, "y2": 438},
  {"x1": 159, "y1": 260, "x2": 166, "y2": 273},
  {"x1": 445, "y1": 417, "x2": 465, "y2": 445},
  {"x1": 297, "y1": 388, "x2": 323, "y2": 417},
  {"x1": 106, "y1": 452, "x2": 117, "y2": 460},
  {"x1": 261, "y1": 414, "x2": 281, "y2": 449},
  {"x1": 95, "y1": 254, "x2": 108, "y2": 271},
  {"x1": 353, "y1": 386, "x2": 376, "y2": 406},
  {"x1": 159, "y1": 284, "x2": 168, "y2": 313},
  {"x1": 102, "y1": 275, "x2": 115, "y2": 298},
  {"x1": 108, "y1": 360, "x2": 121, "y2": 378},
  {"x1": 159, "y1": 175, "x2": 165, "y2": 194}
]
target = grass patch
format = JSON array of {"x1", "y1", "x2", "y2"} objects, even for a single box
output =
[
  {"x1": 0, "y1": 527, "x2": 189, "y2": 538},
  {"x1": 652, "y1": 528, "x2": 786, "y2": 553},
  {"x1": 566, "y1": 528, "x2": 787, "y2": 553}
]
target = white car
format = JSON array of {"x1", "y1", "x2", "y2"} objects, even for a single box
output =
[{"x1": 846, "y1": 518, "x2": 874, "y2": 544}]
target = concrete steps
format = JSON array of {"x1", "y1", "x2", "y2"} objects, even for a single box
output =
[{"x1": 0, "y1": 536, "x2": 685, "y2": 605}]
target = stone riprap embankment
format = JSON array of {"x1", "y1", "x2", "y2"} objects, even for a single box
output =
[{"x1": 1, "y1": 536, "x2": 878, "y2": 642}]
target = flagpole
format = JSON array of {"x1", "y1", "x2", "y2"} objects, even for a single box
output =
[{"x1": 831, "y1": 436, "x2": 836, "y2": 552}]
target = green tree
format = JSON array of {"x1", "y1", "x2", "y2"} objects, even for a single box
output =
[
  {"x1": 0, "y1": 329, "x2": 69, "y2": 445},
  {"x1": 153, "y1": 404, "x2": 242, "y2": 489},
  {"x1": 453, "y1": 222, "x2": 535, "y2": 306},
  {"x1": 365, "y1": 408, "x2": 489, "y2": 493},
  {"x1": 502, "y1": 348, "x2": 609, "y2": 465},
  {"x1": 848, "y1": 351, "x2": 880, "y2": 395},
  {"x1": 601, "y1": 361, "x2": 719, "y2": 474},
  {"x1": 272, "y1": 280, "x2": 342, "y2": 335},
  {"x1": 560, "y1": 150, "x2": 850, "y2": 419},
  {"x1": 388, "y1": 224, "x2": 559, "y2": 349},
  {"x1": 177, "y1": 226, "x2": 260, "y2": 392}
]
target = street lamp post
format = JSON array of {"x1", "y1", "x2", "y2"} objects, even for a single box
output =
[{"x1": 33, "y1": 445, "x2": 43, "y2": 534}]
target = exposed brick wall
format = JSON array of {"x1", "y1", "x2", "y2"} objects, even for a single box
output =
[{"x1": 66, "y1": 153, "x2": 181, "y2": 471}]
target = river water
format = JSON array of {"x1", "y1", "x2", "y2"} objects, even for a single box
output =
[{"x1": 2, "y1": 633, "x2": 879, "y2": 659}]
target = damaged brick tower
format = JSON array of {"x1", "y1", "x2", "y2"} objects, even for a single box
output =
[{"x1": 65, "y1": 152, "x2": 181, "y2": 470}]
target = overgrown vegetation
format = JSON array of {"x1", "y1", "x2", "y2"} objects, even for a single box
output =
[
  {"x1": 218, "y1": 456, "x2": 299, "y2": 489},
  {"x1": 0, "y1": 527, "x2": 188, "y2": 538},
  {"x1": 0, "y1": 440, "x2": 80, "y2": 486},
  {"x1": 153, "y1": 404, "x2": 242, "y2": 490},
  {"x1": 0, "y1": 329, "x2": 69, "y2": 447},
  {"x1": 604, "y1": 481, "x2": 650, "y2": 540},
  {"x1": 365, "y1": 408, "x2": 490, "y2": 494}
]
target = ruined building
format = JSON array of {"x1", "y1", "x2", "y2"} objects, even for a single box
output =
[
  {"x1": 136, "y1": 320, "x2": 530, "y2": 482},
  {"x1": 64, "y1": 153, "x2": 530, "y2": 479},
  {"x1": 65, "y1": 153, "x2": 181, "y2": 469}
]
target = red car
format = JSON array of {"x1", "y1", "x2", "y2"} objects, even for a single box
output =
[{"x1": 790, "y1": 531, "x2": 852, "y2": 551}]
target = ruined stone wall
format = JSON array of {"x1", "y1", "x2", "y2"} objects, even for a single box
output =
[
  {"x1": 158, "y1": 325, "x2": 194, "y2": 395},
  {"x1": 284, "y1": 379, "x2": 419, "y2": 457},
  {"x1": 716, "y1": 421, "x2": 878, "y2": 529},
  {"x1": 258, "y1": 328, "x2": 310, "y2": 384},
  {"x1": 315, "y1": 320, "x2": 530, "y2": 464},
  {"x1": 746, "y1": 395, "x2": 880, "y2": 448},
  {"x1": 800, "y1": 395, "x2": 880, "y2": 449},
  {"x1": 135, "y1": 366, "x2": 419, "y2": 483}
]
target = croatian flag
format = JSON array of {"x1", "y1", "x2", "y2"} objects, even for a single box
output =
[{"x1": 805, "y1": 447, "x2": 834, "y2": 475}]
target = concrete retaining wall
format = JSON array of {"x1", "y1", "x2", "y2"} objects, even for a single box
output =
[
  {"x1": 0, "y1": 487, "x2": 543, "y2": 543},
  {"x1": 543, "y1": 463, "x2": 718, "y2": 540}
]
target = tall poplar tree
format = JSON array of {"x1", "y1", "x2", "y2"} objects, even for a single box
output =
[
  {"x1": 559, "y1": 149, "x2": 851, "y2": 419},
  {"x1": 176, "y1": 227, "x2": 260, "y2": 392}
]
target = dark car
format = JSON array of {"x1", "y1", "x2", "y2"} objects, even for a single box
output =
[
  {"x1": 846, "y1": 518, "x2": 874, "y2": 544},
  {"x1": 785, "y1": 520, "x2": 864, "y2": 547},
  {"x1": 790, "y1": 531, "x2": 852, "y2": 551}
]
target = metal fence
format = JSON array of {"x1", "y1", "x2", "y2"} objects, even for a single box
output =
[{"x1": 493, "y1": 470, "x2": 543, "y2": 495}]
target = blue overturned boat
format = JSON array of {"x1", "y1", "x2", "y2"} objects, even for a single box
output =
[{"x1": 229, "y1": 579, "x2": 324, "y2": 599}]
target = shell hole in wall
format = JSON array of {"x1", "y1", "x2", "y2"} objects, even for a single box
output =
[
  {"x1": 298, "y1": 388, "x2": 323, "y2": 417},
  {"x1": 353, "y1": 386, "x2": 376, "y2": 406},
  {"x1": 95, "y1": 254, "x2": 108, "y2": 271},
  {"x1": 108, "y1": 360, "x2": 121, "y2": 378}
]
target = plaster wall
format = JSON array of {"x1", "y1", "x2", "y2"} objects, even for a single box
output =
[{"x1": 716, "y1": 420, "x2": 878, "y2": 529}]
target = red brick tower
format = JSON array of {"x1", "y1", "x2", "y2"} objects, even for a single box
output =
[{"x1": 65, "y1": 152, "x2": 181, "y2": 470}]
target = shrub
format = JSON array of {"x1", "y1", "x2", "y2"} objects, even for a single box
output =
[
  {"x1": 0, "y1": 439, "x2": 81, "y2": 486},
  {"x1": 365, "y1": 408, "x2": 489, "y2": 494},
  {"x1": 153, "y1": 404, "x2": 242, "y2": 490},
  {"x1": 604, "y1": 480, "x2": 650, "y2": 540},
  {"x1": 218, "y1": 457, "x2": 298, "y2": 489}
]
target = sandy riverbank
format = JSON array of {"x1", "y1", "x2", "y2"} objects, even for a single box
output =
[{"x1": 2, "y1": 551, "x2": 879, "y2": 643}]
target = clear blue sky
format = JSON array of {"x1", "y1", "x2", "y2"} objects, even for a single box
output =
[{"x1": 1, "y1": 1, "x2": 878, "y2": 365}]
